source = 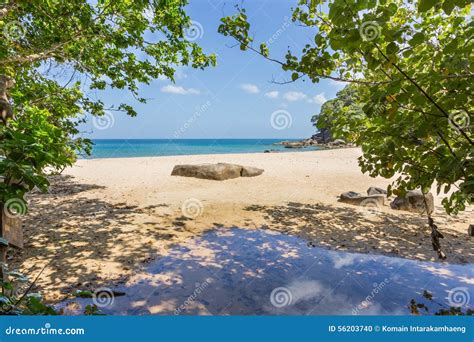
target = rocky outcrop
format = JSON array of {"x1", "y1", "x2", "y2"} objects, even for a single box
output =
[
  {"x1": 311, "y1": 128, "x2": 332, "y2": 144},
  {"x1": 330, "y1": 139, "x2": 346, "y2": 146},
  {"x1": 171, "y1": 163, "x2": 264, "y2": 181},
  {"x1": 283, "y1": 142, "x2": 306, "y2": 148},
  {"x1": 390, "y1": 190, "x2": 434, "y2": 214},
  {"x1": 339, "y1": 191, "x2": 385, "y2": 207},
  {"x1": 273, "y1": 135, "x2": 351, "y2": 150}
]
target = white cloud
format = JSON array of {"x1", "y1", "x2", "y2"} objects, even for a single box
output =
[
  {"x1": 158, "y1": 69, "x2": 188, "y2": 81},
  {"x1": 283, "y1": 91, "x2": 307, "y2": 102},
  {"x1": 240, "y1": 83, "x2": 260, "y2": 94},
  {"x1": 161, "y1": 85, "x2": 200, "y2": 95},
  {"x1": 264, "y1": 91, "x2": 279, "y2": 99},
  {"x1": 308, "y1": 93, "x2": 327, "y2": 105}
]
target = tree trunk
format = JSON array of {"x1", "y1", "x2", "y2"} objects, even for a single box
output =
[{"x1": 0, "y1": 203, "x2": 8, "y2": 282}]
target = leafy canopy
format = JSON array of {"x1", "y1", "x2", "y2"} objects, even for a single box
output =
[
  {"x1": 0, "y1": 0, "x2": 216, "y2": 210},
  {"x1": 219, "y1": 0, "x2": 473, "y2": 215}
]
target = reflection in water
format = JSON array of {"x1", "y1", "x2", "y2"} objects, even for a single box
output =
[{"x1": 60, "y1": 228, "x2": 474, "y2": 315}]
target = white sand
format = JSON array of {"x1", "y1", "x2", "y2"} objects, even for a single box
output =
[{"x1": 13, "y1": 148, "x2": 473, "y2": 300}]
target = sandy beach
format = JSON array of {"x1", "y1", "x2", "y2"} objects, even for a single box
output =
[{"x1": 12, "y1": 148, "x2": 473, "y2": 301}]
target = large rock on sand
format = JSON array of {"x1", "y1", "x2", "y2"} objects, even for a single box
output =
[
  {"x1": 241, "y1": 166, "x2": 264, "y2": 177},
  {"x1": 390, "y1": 190, "x2": 434, "y2": 214},
  {"x1": 339, "y1": 191, "x2": 385, "y2": 207},
  {"x1": 367, "y1": 187, "x2": 387, "y2": 196},
  {"x1": 171, "y1": 163, "x2": 263, "y2": 181}
]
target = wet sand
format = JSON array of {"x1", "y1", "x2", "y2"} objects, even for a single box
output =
[{"x1": 59, "y1": 229, "x2": 474, "y2": 315}]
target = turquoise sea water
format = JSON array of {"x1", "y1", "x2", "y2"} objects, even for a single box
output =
[{"x1": 86, "y1": 139, "x2": 319, "y2": 159}]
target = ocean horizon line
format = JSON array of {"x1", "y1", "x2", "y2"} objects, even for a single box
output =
[{"x1": 84, "y1": 138, "x2": 318, "y2": 159}]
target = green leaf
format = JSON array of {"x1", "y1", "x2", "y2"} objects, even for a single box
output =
[
  {"x1": 418, "y1": 0, "x2": 438, "y2": 12},
  {"x1": 386, "y1": 42, "x2": 399, "y2": 55},
  {"x1": 409, "y1": 32, "x2": 425, "y2": 46}
]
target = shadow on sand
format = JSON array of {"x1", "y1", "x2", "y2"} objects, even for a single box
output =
[{"x1": 244, "y1": 202, "x2": 473, "y2": 263}]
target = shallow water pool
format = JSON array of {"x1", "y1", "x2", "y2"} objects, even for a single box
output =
[{"x1": 61, "y1": 228, "x2": 473, "y2": 315}]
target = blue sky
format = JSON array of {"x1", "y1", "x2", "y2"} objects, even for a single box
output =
[{"x1": 83, "y1": 0, "x2": 346, "y2": 139}]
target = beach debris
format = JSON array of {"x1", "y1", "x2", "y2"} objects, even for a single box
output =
[
  {"x1": 367, "y1": 186, "x2": 387, "y2": 196},
  {"x1": 171, "y1": 163, "x2": 264, "y2": 181},
  {"x1": 390, "y1": 190, "x2": 434, "y2": 215},
  {"x1": 339, "y1": 191, "x2": 385, "y2": 206}
]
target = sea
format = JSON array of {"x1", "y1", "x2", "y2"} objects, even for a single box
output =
[{"x1": 84, "y1": 139, "x2": 319, "y2": 159}]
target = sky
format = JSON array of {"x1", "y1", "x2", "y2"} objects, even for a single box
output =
[{"x1": 82, "y1": 0, "x2": 346, "y2": 139}]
